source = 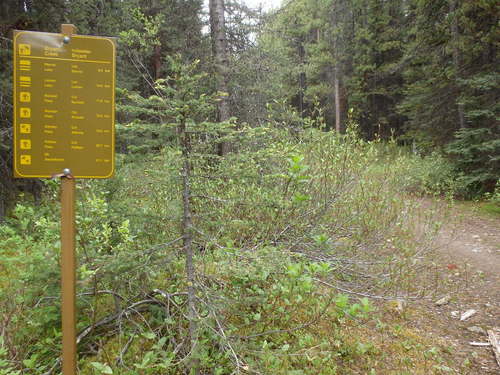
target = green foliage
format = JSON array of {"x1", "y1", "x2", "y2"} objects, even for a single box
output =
[
  {"x1": 397, "y1": 0, "x2": 498, "y2": 197},
  {"x1": 484, "y1": 183, "x2": 500, "y2": 206},
  {"x1": 386, "y1": 150, "x2": 458, "y2": 197},
  {"x1": 0, "y1": 0, "x2": 206, "y2": 216},
  {"x1": 479, "y1": 196, "x2": 500, "y2": 217},
  {"x1": 116, "y1": 55, "x2": 228, "y2": 154},
  {"x1": 0, "y1": 338, "x2": 20, "y2": 375},
  {"x1": 1, "y1": 1, "x2": 489, "y2": 373},
  {"x1": 119, "y1": 8, "x2": 164, "y2": 55},
  {"x1": 0, "y1": 187, "x2": 139, "y2": 367},
  {"x1": 0, "y1": 113, "x2": 449, "y2": 373},
  {"x1": 257, "y1": 0, "x2": 497, "y2": 196},
  {"x1": 90, "y1": 362, "x2": 113, "y2": 374},
  {"x1": 446, "y1": 127, "x2": 500, "y2": 197}
]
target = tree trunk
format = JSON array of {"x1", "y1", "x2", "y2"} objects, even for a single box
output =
[
  {"x1": 450, "y1": 0, "x2": 465, "y2": 129},
  {"x1": 332, "y1": 1, "x2": 347, "y2": 133},
  {"x1": 334, "y1": 69, "x2": 341, "y2": 132},
  {"x1": 0, "y1": 193, "x2": 4, "y2": 223},
  {"x1": 298, "y1": 40, "x2": 306, "y2": 117},
  {"x1": 334, "y1": 69, "x2": 347, "y2": 133},
  {"x1": 152, "y1": 44, "x2": 162, "y2": 80},
  {"x1": 209, "y1": 0, "x2": 231, "y2": 156},
  {"x1": 179, "y1": 117, "x2": 199, "y2": 375}
]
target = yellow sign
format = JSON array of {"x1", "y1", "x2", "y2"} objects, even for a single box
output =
[{"x1": 13, "y1": 30, "x2": 115, "y2": 178}]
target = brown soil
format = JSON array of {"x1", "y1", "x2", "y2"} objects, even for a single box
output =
[{"x1": 415, "y1": 199, "x2": 499, "y2": 374}]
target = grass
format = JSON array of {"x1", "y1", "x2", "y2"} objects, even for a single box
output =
[
  {"x1": 479, "y1": 202, "x2": 500, "y2": 217},
  {"x1": 453, "y1": 199, "x2": 500, "y2": 219}
]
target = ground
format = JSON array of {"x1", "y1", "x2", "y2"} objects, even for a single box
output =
[{"x1": 415, "y1": 199, "x2": 499, "y2": 374}]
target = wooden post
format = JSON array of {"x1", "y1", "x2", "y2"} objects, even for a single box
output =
[
  {"x1": 60, "y1": 24, "x2": 78, "y2": 375},
  {"x1": 61, "y1": 24, "x2": 77, "y2": 39},
  {"x1": 61, "y1": 175, "x2": 76, "y2": 374}
]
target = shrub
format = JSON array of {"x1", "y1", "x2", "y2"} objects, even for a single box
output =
[
  {"x1": 446, "y1": 127, "x2": 500, "y2": 198},
  {"x1": 1, "y1": 101, "x2": 447, "y2": 373}
]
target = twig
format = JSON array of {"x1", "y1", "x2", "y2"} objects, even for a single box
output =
[{"x1": 116, "y1": 333, "x2": 135, "y2": 366}]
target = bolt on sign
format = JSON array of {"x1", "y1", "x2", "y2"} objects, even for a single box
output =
[{"x1": 13, "y1": 30, "x2": 115, "y2": 178}]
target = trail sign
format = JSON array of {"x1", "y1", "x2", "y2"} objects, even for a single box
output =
[
  {"x1": 13, "y1": 25, "x2": 116, "y2": 375},
  {"x1": 13, "y1": 29, "x2": 115, "y2": 178}
]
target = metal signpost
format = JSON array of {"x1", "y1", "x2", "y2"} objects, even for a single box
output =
[{"x1": 13, "y1": 24, "x2": 115, "y2": 374}]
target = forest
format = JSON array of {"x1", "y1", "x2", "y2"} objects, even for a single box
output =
[{"x1": 0, "y1": 0, "x2": 499, "y2": 374}]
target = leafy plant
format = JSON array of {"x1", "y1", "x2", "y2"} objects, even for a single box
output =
[{"x1": 446, "y1": 127, "x2": 500, "y2": 197}]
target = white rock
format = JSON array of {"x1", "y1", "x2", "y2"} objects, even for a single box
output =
[{"x1": 461, "y1": 309, "x2": 477, "y2": 321}]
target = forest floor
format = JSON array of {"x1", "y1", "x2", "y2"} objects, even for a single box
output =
[{"x1": 412, "y1": 199, "x2": 499, "y2": 374}]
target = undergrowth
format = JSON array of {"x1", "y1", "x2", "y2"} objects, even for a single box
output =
[{"x1": 0, "y1": 121, "x2": 460, "y2": 374}]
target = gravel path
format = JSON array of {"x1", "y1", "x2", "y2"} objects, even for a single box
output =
[{"x1": 422, "y1": 201, "x2": 499, "y2": 374}]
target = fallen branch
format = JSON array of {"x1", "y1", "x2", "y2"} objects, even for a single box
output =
[
  {"x1": 469, "y1": 342, "x2": 490, "y2": 347},
  {"x1": 487, "y1": 329, "x2": 500, "y2": 368},
  {"x1": 42, "y1": 290, "x2": 188, "y2": 375}
]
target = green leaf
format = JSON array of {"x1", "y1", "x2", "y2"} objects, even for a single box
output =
[
  {"x1": 142, "y1": 331, "x2": 156, "y2": 340},
  {"x1": 90, "y1": 362, "x2": 113, "y2": 374}
]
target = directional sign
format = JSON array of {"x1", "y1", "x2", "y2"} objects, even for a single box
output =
[{"x1": 13, "y1": 30, "x2": 115, "y2": 178}]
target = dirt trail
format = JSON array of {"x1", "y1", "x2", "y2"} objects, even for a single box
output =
[
  {"x1": 437, "y1": 209, "x2": 499, "y2": 277},
  {"x1": 421, "y1": 201, "x2": 499, "y2": 374}
]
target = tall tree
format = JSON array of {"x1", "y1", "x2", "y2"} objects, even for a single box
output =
[
  {"x1": 331, "y1": 0, "x2": 351, "y2": 132},
  {"x1": 399, "y1": 0, "x2": 498, "y2": 144},
  {"x1": 449, "y1": 0, "x2": 465, "y2": 129},
  {"x1": 348, "y1": 0, "x2": 406, "y2": 138},
  {"x1": 210, "y1": 0, "x2": 231, "y2": 155}
]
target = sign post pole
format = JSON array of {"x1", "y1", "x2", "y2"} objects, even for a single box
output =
[
  {"x1": 60, "y1": 170, "x2": 76, "y2": 374},
  {"x1": 60, "y1": 24, "x2": 77, "y2": 375}
]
